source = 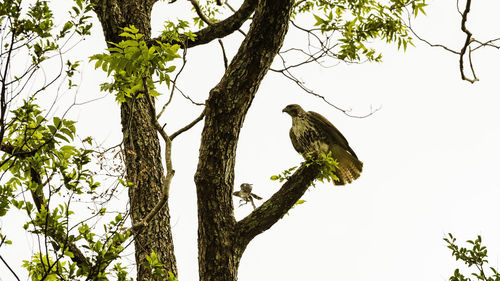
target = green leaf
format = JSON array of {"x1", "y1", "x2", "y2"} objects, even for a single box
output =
[{"x1": 53, "y1": 117, "x2": 61, "y2": 128}]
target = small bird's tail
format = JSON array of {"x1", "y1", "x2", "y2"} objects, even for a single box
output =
[
  {"x1": 332, "y1": 148, "x2": 363, "y2": 185},
  {"x1": 250, "y1": 193, "x2": 262, "y2": 200}
]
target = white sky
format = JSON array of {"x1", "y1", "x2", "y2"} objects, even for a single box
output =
[{"x1": 2, "y1": 0, "x2": 500, "y2": 280}]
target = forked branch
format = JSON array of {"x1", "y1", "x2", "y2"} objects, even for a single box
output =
[
  {"x1": 409, "y1": 0, "x2": 491, "y2": 83},
  {"x1": 458, "y1": 0, "x2": 478, "y2": 83},
  {"x1": 130, "y1": 83, "x2": 204, "y2": 233}
]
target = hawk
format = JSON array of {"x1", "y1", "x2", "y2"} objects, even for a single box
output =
[
  {"x1": 282, "y1": 104, "x2": 363, "y2": 185},
  {"x1": 233, "y1": 183, "x2": 262, "y2": 209}
]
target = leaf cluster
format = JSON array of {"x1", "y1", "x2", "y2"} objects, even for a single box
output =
[
  {"x1": 445, "y1": 233, "x2": 500, "y2": 281},
  {"x1": 192, "y1": 0, "x2": 222, "y2": 28},
  {"x1": 270, "y1": 166, "x2": 298, "y2": 183},
  {"x1": 161, "y1": 19, "x2": 197, "y2": 42},
  {"x1": 91, "y1": 25, "x2": 181, "y2": 103},
  {"x1": 0, "y1": 99, "x2": 134, "y2": 279},
  {"x1": 305, "y1": 151, "x2": 340, "y2": 185},
  {"x1": 143, "y1": 251, "x2": 178, "y2": 281},
  {"x1": 293, "y1": 0, "x2": 427, "y2": 61},
  {"x1": 1, "y1": 0, "x2": 93, "y2": 92},
  {"x1": 271, "y1": 152, "x2": 340, "y2": 186}
]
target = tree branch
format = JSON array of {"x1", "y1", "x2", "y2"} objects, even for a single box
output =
[
  {"x1": 408, "y1": 0, "x2": 481, "y2": 83},
  {"x1": 157, "y1": 46, "x2": 188, "y2": 119},
  {"x1": 458, "y1": 0, "x2": 478, "y2": 83},
  {"x1": 194, "y1": 0, "x2": 296, "y2": 276},
  {"x1": 188, "y1": 0, "x2": 215, "y2": 25},
  {"x1": 26, "y1": 168, "x2": 90, "y2": 270},
  {"x1": 0, "y1": 143, "x2": 38, "y2": 158},
  {"x1": 0, "y1": 236, "x2": 21, "y2": 281},
  {"x1": 236, "y1": 163, "x2": 320, "y2": 245},
  {"x1": 170, "y1": 108, "x2": 205, "y2": 141},
  {"x1": 218, "y1": 39, "x2": 229, "y2": 69},
  {"x1": 151, "y1": 0, "x2": 257, "y2": 48}
]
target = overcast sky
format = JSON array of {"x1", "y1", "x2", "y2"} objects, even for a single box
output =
[{"x1": 2, "y1": 0, "x2": 500, "y2": 280}]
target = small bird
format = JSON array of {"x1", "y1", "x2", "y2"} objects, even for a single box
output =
[
  {"x1": 282, "y1": 104, "x2": 363, "y2": 185},
  {"x1": 233, "y1": 183, "x2": 262, "y2": 209}
]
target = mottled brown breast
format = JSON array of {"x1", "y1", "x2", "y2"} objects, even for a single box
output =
[{"x1": 290, "y1": 116, "x2": 329, "y2": 155}]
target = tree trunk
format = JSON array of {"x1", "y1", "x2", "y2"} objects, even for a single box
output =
[
  {"x1": 91, "y1": 0, "x2": 317, "y2": 280},
  {"x1": 92, "y1": 1, "x2": 177, "y2": 279},
  {"x1": 194, "y1": 0, "x2": 295, "y2": 280}
]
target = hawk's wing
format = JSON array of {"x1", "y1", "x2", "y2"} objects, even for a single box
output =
[{"x1": 307, "y1": 111, "x2": 358, "y2": 159}]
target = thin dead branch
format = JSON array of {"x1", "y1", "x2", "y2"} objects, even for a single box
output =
[{"x1": 170, "y1": 108, "x2": 206, "y2": 141}]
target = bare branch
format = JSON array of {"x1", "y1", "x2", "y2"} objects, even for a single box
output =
[
  {"x1": 218, "y1": 39, "x2": 229, "y2": 69},
  {"x1": 0, "y1": 236, "x2": 20, "y2": 281},
  {"x1": 408, "y1": 0, "x2": 487, "y2": 83},
  {"x1": 268, "y1": 21, "x2": 378, "y2": 118},
  {"x1": 458, "y1": 0, "x2": 478, "y2": 83},
  {"x1": 175, "y1": 85, "x2": 205, "y2": 106},
  {"x1": 274, "y1": 61, "x2": 380, "y2": 118},
  {"x1": 225, "y1": 1, "x2": 237, "y2": 13},
  {"x1": 407, "y1": 24, "x2": 459, "y2": 54},
  {"x1": 456, "y1": 0, "x2": 463, "y2": 16},
  {"x1": 0, "y1": 255, "x2": 20, "y2": 281},
  {"x1": 158, "y1": 46, "x2": 188, "y2": 119},
  {"x1": 170, "y1": 108, "x2": 205, "y2": 141},
  {"x1": 471, "y1": 38, "x2": 500, "y2": 51}
]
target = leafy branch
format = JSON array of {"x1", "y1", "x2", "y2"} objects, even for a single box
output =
[
  {"x1": 445, "y1": 233, "x2": 500, "y2": 281},
  {"x1": 271, "y1": 152, "x2": 340, "y2": 187},
  {"x1": 90, "y1": 25, "x2": 181, "y2": 102}
]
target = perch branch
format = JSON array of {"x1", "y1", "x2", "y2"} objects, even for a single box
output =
[{"x1": 236, "y1": 163, "x2": 321, "y2": 244}]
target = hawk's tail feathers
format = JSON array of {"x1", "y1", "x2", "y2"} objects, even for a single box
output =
[{"x1": 333, "y1": 148, "x2": 363, "y2": 186}]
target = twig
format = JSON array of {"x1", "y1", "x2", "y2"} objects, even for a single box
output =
[
  {"x1": 225, "y1": 1, "x2": 237, "y2": 13},
  {"x1": 218, "y1": 39, "x2": 229, "y2": 69},
  {"x1": 405, "y1": 2, "x2": 481, "y2": 83},
  {"x1": 274, "y1": 53, "x2": 379, "y2": 118},
  {"x1": 407, "y1": 24, "x2": 459, "y2": 54},
  {"x1": 0, "y1": 237, "x2": 21, "y2": 281},
  {"x1": 0, "y1": 255, "x2": 21, "y2": 281},
  {"x1": 157, "y1": 46, "x2": 188, "y2": 119},
  {"x1": 175, "y1": 85, "x2": 205, "y2": 106},
  {"x1": 170, "y1": 109, "x2": 206, "y2": 141},
  {"x1": 456, "y1": 0, "x2": 463, "y2": 16},
  {"x1": 188, "y1": 0, "x2": 215, "y2": 25},
  {"x1": 471, "y1": 38, "x2": 500, "y2": 51}
]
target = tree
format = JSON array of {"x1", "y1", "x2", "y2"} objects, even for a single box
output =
[{"x1": 0, "y1": 0, "x2": 426, "y2": 280}]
